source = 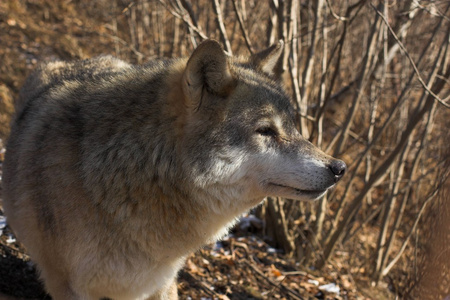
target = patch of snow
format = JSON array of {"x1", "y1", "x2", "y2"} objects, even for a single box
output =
[
  {"x1": 319, "y1": 283, "x2": 340, "y2": 295},
  {"x1": 308, "y1": 279, "x2": 319, "y2": 286},
  {"x1": 0, "y1": 215, "x2": 6, "y2": 236},
  {"x1": 267, "y1": 247, "x2": 282, "y2": 254},
  {"x1": 6, "y1": 234, "x2": 16, "y2": 244}
]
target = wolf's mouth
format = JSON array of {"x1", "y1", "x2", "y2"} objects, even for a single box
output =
[
  {"x1": 270, "y1": 183, "x2": 327, "y2": 194},
  {"x1": 268, "y1": 183, "x2": 330, "y2": 199}
]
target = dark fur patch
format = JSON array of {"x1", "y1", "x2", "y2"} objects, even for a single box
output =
[{"x1": 33, "y1": 189, "x2": 57, "y2": 235}]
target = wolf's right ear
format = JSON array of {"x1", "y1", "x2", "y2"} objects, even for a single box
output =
[
  {"x1": 250, "y1": 40, "x2": 284, "y2": 78},
  {"x1": 183, "y1": 40, "x2": 235, "y2": 108}
]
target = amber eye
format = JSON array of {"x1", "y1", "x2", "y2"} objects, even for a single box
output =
[{"x1": 256, "y1": 126, "x2": 277, "y2": 137}]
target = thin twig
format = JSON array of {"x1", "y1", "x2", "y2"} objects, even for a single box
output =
[
  {"x1": 325, "y1": 0, "x2": 348, "y2": 21},
  {"x1": 319, "y1": 57, "x2": 450, "y2": 268},
  {"x1": 243, "y1": 260, "x2": 303, "y2": 300},
  {"x1": 159, "y1": 0, "x2": 208, "y2": 41},
  {"x1": 231, "y1": 0, "x2": 254, "y2": 54},
  {"x1": 382, "y1": 175, "x2": 448, "y2": 276},
  {"x1": 327, "y1": 12, "x2": 448, "y2": 228},
  {"x1": 414, "y1": 1, "x2": 450, "y2": 21},
  {"x1": 212, "y1": 0, "x2": 232, "y2": 55},
  {"x1": 98, "y1": 32, "x2": 145, "y2": 59},
  {"x1": 370, "y1": 2, "x2": 450, "y2": 109}
]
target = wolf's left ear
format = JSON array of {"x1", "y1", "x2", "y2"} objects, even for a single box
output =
[
  {"x1": 250, "y1": 40, "x2": 284, "y2": 78},
  {"x1": 183, "y1": 40, "x2": 235, "y2": 108}
]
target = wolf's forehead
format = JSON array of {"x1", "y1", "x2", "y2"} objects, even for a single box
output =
[{"x1": 236, "y1": 83, "x2": 292, "y2": 115}]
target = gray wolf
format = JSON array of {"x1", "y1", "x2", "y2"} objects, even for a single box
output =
[{"x1": 2, "y1": 40, "x2": 346, "y2": 299}]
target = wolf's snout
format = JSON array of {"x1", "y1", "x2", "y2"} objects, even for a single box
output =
[{"x1": 329, "y1": 160, "x2": 346, "y2": 182}]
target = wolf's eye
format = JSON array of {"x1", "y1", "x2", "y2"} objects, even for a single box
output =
[{"x1": 256, "y1": 126, "x2": 277, "y2": 137}]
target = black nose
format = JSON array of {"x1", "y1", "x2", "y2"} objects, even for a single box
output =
[{"x1": 329, "y1": 160, "x2": 346, "y2": 182}]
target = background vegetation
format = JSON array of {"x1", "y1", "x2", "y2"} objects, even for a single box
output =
[{"x1": 1, "y1": 0, "x2": 449, "y2": 298}]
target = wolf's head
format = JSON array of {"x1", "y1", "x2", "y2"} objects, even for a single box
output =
[{"x1": 179, "y1": 40, "x2": 346, "y2": 204}]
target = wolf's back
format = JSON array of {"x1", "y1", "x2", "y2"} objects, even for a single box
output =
[{"x1": 14, "y1": 56, "x2": 132, "y2": 120}]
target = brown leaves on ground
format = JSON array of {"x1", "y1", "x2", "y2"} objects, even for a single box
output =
[{"x1": 177, "y1": 235, "x2": 370, "y2": 299}]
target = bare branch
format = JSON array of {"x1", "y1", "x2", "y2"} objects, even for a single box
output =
[
  {"x1": 325, "y1": 0, "x2": 348, "y2": 21},
  {"x1": 231, "y1": 0, "x2": 254, "y2": 54},
  {"x1": 382, "y1": 175, "x2": 448, "y2": 276},
  {"x1": 327, "y1": 12, "x2": 449, "y2": 230},
  {"x1": 319, "y1": 47, "x2": 450, "y2": 269},
  {"x1": 159, "y1": 0, "x2": 208, "y2": 44},
  {"x1": 370, "y1": 2, "x2": 450, "y2": 109},
  {"x1": 212, "y1": 0, "x2": 232, "y2": 55},
  {"x1": 333, "y1": 8, "x2": 382, "y2": 156},
  {"x1": 243, "y1": 260, "x2": 303, "y2": 300}
]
